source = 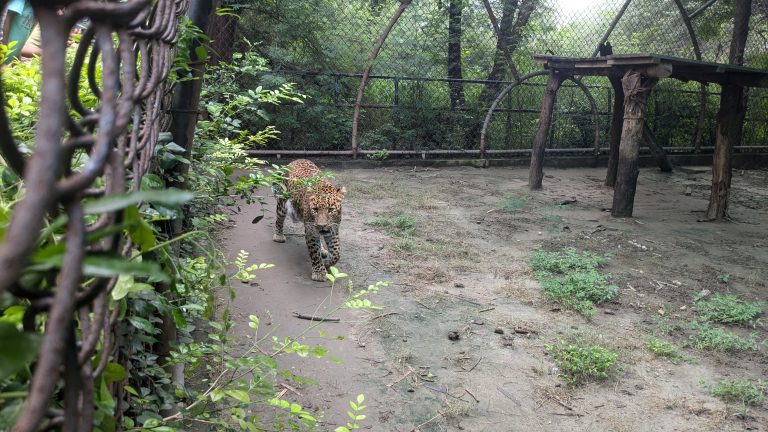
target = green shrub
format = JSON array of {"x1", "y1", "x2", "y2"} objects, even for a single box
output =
[
  {"x1": 531, "y1": 248, "x2": 618, "y2": 317},
  {"x1": 696, "y1": 293, "x2": 763, "y2": 326},
  {"x1": 548, "y1": 340, "x2": 618, "y2": 386},
  {"x1": 701, "y1": 379, "x2": 767, "y2": 406},
  {"x1": 687, "y1": 321, "x2": 758, "y2": 352},
  {"x1": 646, "y1": 337, "x2": 686, "y2": 364}
]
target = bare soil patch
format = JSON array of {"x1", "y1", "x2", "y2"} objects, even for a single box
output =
[{"x1": 226, "y1": 165, "x2": 767, "y2": 431}]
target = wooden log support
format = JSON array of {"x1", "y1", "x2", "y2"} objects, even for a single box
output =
[
  {"x1": 611, "y1": 70, "x2": 658, "y2": 217},
  {"x1": 642, "y1": 122, "x2": 673, "y2": 172},
  {"x1": 704, "y1": 84, "x2": 745, "y2": 220},
  {"x1": 528, "y1": 70, "x2": 566, "y2": 190},
  {"x1": 605, "y1": 76, "x2": 625, "y2": 187}
]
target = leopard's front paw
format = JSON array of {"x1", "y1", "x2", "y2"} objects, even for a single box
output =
[
  {"x1": 311, "y1": 271, "x2": 326, "y2": 282},
  {"x1": 273, "y1": 233, "x2": 286, "y2": 243}
]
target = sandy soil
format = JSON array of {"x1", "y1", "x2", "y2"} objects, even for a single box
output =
[{"x1": 222, "y1": 164, "x2": 767, "y2": 432}]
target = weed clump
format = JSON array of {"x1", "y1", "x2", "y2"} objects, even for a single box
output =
[
  {"x1": 646, "y1": 337, "x2": 687, "y2": 364},
  {"x1": 701, "y1": 378, "x2": 767, "y2": 407},
  {"x1": 687, "y1": 321, "x2": 758, "y2": 352},
  {"x1": 695, "y1": 293, "x2": 763, "y2": 326},
  {"x1": 368, "y1": 212, "x2": 415, "y2": 237},
  {"x1": 548, "y1": 340, "x2": 617, "y2": 386},
  {"x1": 530, "y1": 248, "x2": 618, "y2": 317}
]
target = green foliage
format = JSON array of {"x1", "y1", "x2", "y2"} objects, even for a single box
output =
[
  {"x1": 335, "y1": 394, "x2": 368, "y2": 432},
  {"x1": 366, "y1": 149, "x2": 390, "y2": 161},
  {"x1": 547, "y1": 340, "x2": 617, "y2": 386},
  {"x1": 368, "y1": 212, "x2": 415, "y2": 237},
  {"x1": 499, "y1": 194, "x2": 528, "y2": 212},
  {"x1": 701, "y1": 379, "x2": 767, "y2": 407},
  {"x1": 695, "y1": 293, "x2": 764, "y2": 326},
  {"x1": 687, "y1": 321, "x2": 758, "y2": 352},
  {"x1": 530, "y1": 248, "x2": 618, "y2": 317},
  {"x1": 645, "y1": 337, "x2": 687, "y2": 364}
]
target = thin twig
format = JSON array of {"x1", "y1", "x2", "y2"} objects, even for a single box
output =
[
  {"x1": 292, "y1": 312, "x2": 340, "y2": 322},
  {"x1": 464, "y1": 388, "x2": 479, "y2": 403},
  {"x1": 370, "y1": 312, "x2": 399, "y2": 320}
]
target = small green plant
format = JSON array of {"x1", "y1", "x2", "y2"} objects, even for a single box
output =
[
  {"x1": 547, "y1": 340, "x2": 617, "y2": 386},
  {"x1": 395, "y1": 237, "x2": 414, "y2": 252},
  {"x1": 700, "y1": 378, "x2": 767, "y2": 407},
  {"x1": 366, "y1": 149, "x2": 390, "y2": 161},
  {"x1": 716, "y1": 273, "x2": 731, "y2": 284},
  {"x1": 335, "y1": 394, "x2": 368, "y2": 431},
  {"x1": 368, "y1": 212, "x2": 415, "y2": 237},
  {"x1": 499, "y1": 194, "x2": 528, "y2": 212},
  {"x1": 531, "y1": 248, "x2": 618, "y2": 317},
  {"x1": 687, "y1": 321, "x2": 758, "y2": 352},
  {"x1": 695, "y1": 293, "x2": 763, "y2": 326},
  {"x1": 646, "y1": 337, "x2": 687, "y2": 364}
]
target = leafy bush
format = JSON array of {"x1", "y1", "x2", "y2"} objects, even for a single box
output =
[
  {"x1": 531, "y1": 248, "x2": 618, "y2": 317},
  {"x1": 548, "y1": 340, "x2": 618, "y2": 386},
  {"x1": 687, "y1": 321, "x2": 758, "y2": 352},
  {"x1": 695, "y1": 293, "x2": 764, "y2": 326}
]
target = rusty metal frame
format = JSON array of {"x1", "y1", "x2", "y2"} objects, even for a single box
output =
[{"x1": 0, "y1": 1, "x2": 189, "y2": 431}]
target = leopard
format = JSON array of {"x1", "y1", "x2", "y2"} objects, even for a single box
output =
[{"x1": 272, "y1": 159, "x2": 346, "y2": 281}]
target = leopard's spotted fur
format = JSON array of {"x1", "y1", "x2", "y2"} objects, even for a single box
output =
[{"x1": 272, "y1": 159, "x2": 346, "y2": 281}]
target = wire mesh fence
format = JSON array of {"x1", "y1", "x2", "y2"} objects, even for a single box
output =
[{"x1": 234, "y1": 0, "x2": 768, "y2": 154}]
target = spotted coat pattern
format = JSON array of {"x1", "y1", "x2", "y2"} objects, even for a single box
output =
[{"x1": 272, "y1": 159, "x2": 346, "y2": 281}]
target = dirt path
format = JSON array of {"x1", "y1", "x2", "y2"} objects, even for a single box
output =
[{"x1": 222, "y1": 165, "x2": 768, "y2": 432}]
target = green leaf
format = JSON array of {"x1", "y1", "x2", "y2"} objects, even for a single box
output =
[
  {"x1": 225, "y1": 389, "x2": 251, "y2": 404},
  {"x1": 83, "y1": 189, "x2": 194, "y2": 214},
  {"x1": 127, "y1": 316, "x2": 157, "y2": 334},
  {"x1": 0, "y1": 306, "x2": 26, "y2": 326},
  {"x1": 164, "y1": 142, "x2": 186, "y2": 154},
  {"x1": 0, "y1": 323, "x2": 41, "y2": 380},
  {"x1": 112, "y1": 274, "x2": 154, "y2": 300},
  {"x1": 123, "y1": 205, "x2": 156, "y2": 252},
  {"x1": 171, "y1": 306, "x2": 187, "y2": 328},
  {"x1": 82, "y1": 256, "x2": 168, "y2": 282},
  {"x1": 103, "y1": 363, "x2": 127, "y2": 383},
  {"x1": 140, "y1": 173, "x2": 165, "y2": 190}
]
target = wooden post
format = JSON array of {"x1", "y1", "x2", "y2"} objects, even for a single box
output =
[
  {"x1": 605, "y1": 76, "x2": 624, "y2": 187},
  {"x1": 611, "y1": 70, "x2": 658, "y2": 217},
  {"x1": 528, "y1": 70, "x2": 565, "y2": 190},
  {"x1": 704, "y1": 84, "x2": 744, "y2": 220}
]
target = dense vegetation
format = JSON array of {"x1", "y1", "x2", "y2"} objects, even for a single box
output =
[{"x1": 230, "y1": 0, "x2": 768, "y2": 152}]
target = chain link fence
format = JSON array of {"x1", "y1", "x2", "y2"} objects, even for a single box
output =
[{"x1": 233, "y1": 0, "x2": 767, "y2": 154}]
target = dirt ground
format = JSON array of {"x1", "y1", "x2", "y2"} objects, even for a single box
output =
[{"x1": 221, "y1": 164, "x2": 768, "y2": 432}]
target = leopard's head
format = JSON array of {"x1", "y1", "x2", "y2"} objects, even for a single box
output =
[{"x1": 307, "y1": 183, "x2": 346, "y2": 233}]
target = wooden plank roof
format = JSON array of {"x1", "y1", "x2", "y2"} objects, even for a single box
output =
[{"x1": 533, "y1": 54, "x2": 768, "y2": 87}]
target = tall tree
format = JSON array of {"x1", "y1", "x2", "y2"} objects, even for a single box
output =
[
  {"x1": 448, "y1": 0, "x2": 464, "y2": 110},
  {"x1": 480, "y1": 0, "x2": 537, "y2": 104}
]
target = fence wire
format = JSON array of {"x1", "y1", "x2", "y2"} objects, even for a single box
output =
[
  {"x1": 0, "y1": 1, "x2": 188, "y2": 430},
  {"x1": 238, "y1": 0, "x2": 768, "y2": 153}
]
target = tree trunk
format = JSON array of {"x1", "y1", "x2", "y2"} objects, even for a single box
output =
[
  {"x1": 692, "y1": 83, "x2": 707, "y2": 152},
  {"x1": 605, "y1": 77, "x2": 624, "y2": 187},
  {"x1": 448, "y1": 0, "x2": 464, "y2": 110},
  {"x1": 642, "y1": 122, "x2": 673, "y2": 173},
  {"x1": 704, "y1": 0, "x2": 751, "y2": 220},
  {"x1": 528, "y1": 70, "x2": 565, "y2": 190},
  {"x1": 479, "y1": 0, "x2": 536, "y2": 104},
  {"x1": 612, "y1": 70, "x2": 657, "y2": 217}
]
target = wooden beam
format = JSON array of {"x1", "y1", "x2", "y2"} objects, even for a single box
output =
[
  {"x1": 612, "y1": 70, "x2": 658, "y2": 217},
  {"x1": 529, "y1": 70, "x2": 566, "y2": 190},
  {"x1": 605, "y1": 77, "x2": 625, "y2": 187},
  {"x1": 642, "y1": 122, "x2": 673, "y2": 172}
]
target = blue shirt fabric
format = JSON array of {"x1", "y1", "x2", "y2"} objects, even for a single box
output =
[{"x1": 4, "y1": 0, "x2": 35, "y2": 61}]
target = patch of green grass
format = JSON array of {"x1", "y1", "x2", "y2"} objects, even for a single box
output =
[
  {"x1": 499, "y1": 194, "x2": 528, "y2": 212},
  {"x1": 548, "y1": 340, "x2": 617, "y2": 386},
  {"x1": 695, "y1": 293, "x2": 763, "y2": 326},
  {"x1": 701, "y1": 378, "x2": 767, "y2": 406},
  {"x1": 687, "y1": 321, "x2": 758, "y2": 352},
  {"x1": 368, "y1": 212, "x2": 415, "y2": 237},
  {"x1": 531, "y1": 248, "x2": 618, "y2": 317},
  {"x1": 646, "y1": 337, "x2": 687, "y2": 364},
  {"x1": 394, "y1": 237, "x2": 414, "y2": 252}
]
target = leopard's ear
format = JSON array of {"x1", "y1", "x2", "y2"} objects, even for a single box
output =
[{"x1": 337, "y1": 186, "x2": 347, "y2": 197}]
